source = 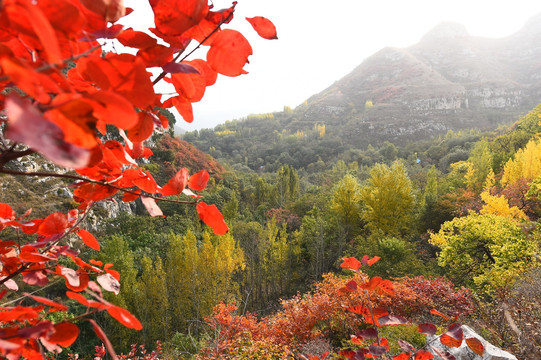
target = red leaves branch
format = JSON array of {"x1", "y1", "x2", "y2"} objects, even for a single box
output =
[{"x1": 0, "y1": 0, "x2": 275, "y2": 356}]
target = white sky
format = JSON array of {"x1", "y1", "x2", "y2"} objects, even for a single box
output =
[{"x1": 123, "y1": 0, "x2": 541, "y2": 131}]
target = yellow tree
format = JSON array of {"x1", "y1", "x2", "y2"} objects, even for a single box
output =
[
  {"x1": 429, "y1": 213, "x2": 538, "y2": 293},
  {"x1": 331, "y1": 174, "x2": 363, "y2": 254},
  {"x1": 360, "y1": 162, "x2": 415, "y2": 237},
  {"x1": 165, "y1": 230, "x2": 244, "y2": 334},
  {"x1": 466, "y1": 139, "x2": 493, "y2": 193},
  {"x1": 501, "y1": 139, "x2": 541, "y2": 185},
  {"x1": 262, "y1": 220, "x2": 290, "y2": 297}
]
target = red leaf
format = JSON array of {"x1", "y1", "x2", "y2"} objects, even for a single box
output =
[
  {"x1": 18, "y1": 0, "x2": 62, "y2": 64},
  {"x1": 188, "y1": 170, "x2": 210, "y2": 191},
  {"x1": 170, "y1": 60, "x2": 209, "y2": 102},
  {"x1": 131, "y1": 170, "x2": 158, "y2": 193},
  {"x1": 26, "y1": 294, "x2": 68, "y2": 312},
  {"x1": 66, "y1": 291, "x2": 107, "y2": 309},
  {"x1": 196, "y1": 202, "x2": 229, "y2": 235},
  {"x1": 440, "y1": 323, "x2": 463, "y2": 348},
  {"x1": 150, "y1": 0, "x2": 208, "y2": 36},
  {"x1": 97, "y1": 273, "x2": 120, "y2": 295},
  {"x1": 338, "y1": 350, "x2": 356, "y2": 358},
  {"x1": 87, "y1": 90, "x2": 139, "y2": 130},
  {"x1": 5, "y1": 95, "x2": 90, "y2": 169},
  {"x1": 138, "y1": 44, "x2": 175, "y2": 67},
  {"x1": 38, "y1": 213, "x2": 68, "y2": 236},
  {"x1": 107, "y1": 305, "x2": 142, "y2": 330},
  {"x1": 418, "y1": 323, "x2": 437, "y2": 336},
  {"x1": 183, "y1": 3, "x2": 235, "y2": 42},
  {"x1": 127, "y1": 112, "x2": 155, "y2": 143},
  {"x1": 162, "y1": 62, "x2": 200, "y2": 74},
  {"x1": 397, "y1": 340, "x2": 416, "y2": 353},
  {"x1": 0, "y1": 203, "x2": 16, "y2": 220},
  {"x1": 414, "y1": 350, "x2": 434, "y2": 360},
  {"x1": 347, "y1": 305, "x2": 368, "y2": 315},
  {"x1": 246, "y1": 16, "x2": 278, "y2": 40},
  {"x1": 207, "y1": 29, "x2": 252, "y2": 76},
  {"x1": 340, "y1": 257, "x2": 361, "y2": 271},
  {"x1": 77, "y1": 229, "x2": 100, "y2": 251},
  {"x1": 106, "y1": 268, "x2": 120, "y2": 281},
  {"x1": 2, "y1": 277, "x2": 18, "y2": 291},
  {"x1": 47, "y1": 322, "x2": 79, "y2": 347},
  {"x1": 161, "y1": 168, "x2": 189, "y2": 196},
  {"x1": 376, "y1": 279, "x2": 394, "y2": 295},
  {"x1": 369, "y1": 345, "x2": 387, "y2": 357},
  {"x1": 58, "y1": 267, "x2": 88, "y2": 292},
  {"x1": 122, "y1": 190, "x2": 140, "y2": 202},
  {"x1": 357, "y1": 327, "x2": 378, "y2": 339},
  {"x1": 23, "y1": 269, "x2": 48, "y2": 286},
  {"x1": 116, "y1": 29, "x2": 157, "y2": 50},
  {"x1": 360, "y1": 277, "x2": 383, "y2": 291},
  {"x1": 346, "y1": 280, "x2": 358, "y2": 291},
  {"x1": 19, "y1": 249, "x2": 54, "y2": 263},
  {"x1": 378, "y1": 315, "x2": 408, "y2": 326},
  {"x1": 164, "y1": 96, "x2": 193, "y2": 123},
  {"x1": 104, "y1": 140, "x2": 136, "y2": 166},
  {"x1": 367, "y1": 256, "x2": 381, "y2": 266},
  {"x1": 80, "y1": 0, "x2": 125, "y2": 22},
  {"x1": 393, "y1": 353, "x2": 411, "y2": 360},
  {"x1": 141, "y1": 196, "x2": 164, "y2": 217},
  {"x1": 465, "y1": 337, "x2": 484, "y2": 356},
  {"x1": 430, "y1": 308, "x2": 450, "y2": 321},
  {"x1": 19, "y1": 248, "x2": 55, "y2": 263},
  {"x1": 350, "y1": 335, "x2": 363, "y2": 345},
  {"x1": 73, "y1": 182, "x2": 119, "y2": 202},
  {"x1": 77, "y1": 54, "x2": 155, "y2": 108}
]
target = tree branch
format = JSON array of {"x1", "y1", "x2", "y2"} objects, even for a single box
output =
[
  {"x1": 0, "y1": 168, "x2": 198, "y2": 205},
  {"x1": 152, "y1": 10, "x2": 234, "y2": 86}
]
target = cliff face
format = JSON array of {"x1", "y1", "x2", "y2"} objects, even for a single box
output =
[{"x1": 301, "y1": 16, "x2": 541, "y2": 146}]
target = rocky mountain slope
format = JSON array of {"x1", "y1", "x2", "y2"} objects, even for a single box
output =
[{"x1": 296, "y1": 13, "x2": 541, "y2": 146}]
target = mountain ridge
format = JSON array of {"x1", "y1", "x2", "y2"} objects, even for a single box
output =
[{"x1": 296, "y1": 13, "x2": 541, "y2": 146}]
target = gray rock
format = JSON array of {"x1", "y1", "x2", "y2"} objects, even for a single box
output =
[{"x1": 427, "y1": 325, "x2": 517, "y2": 360}]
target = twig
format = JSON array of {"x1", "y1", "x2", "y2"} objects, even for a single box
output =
[
  {"x1": 0, "y1": 45, "x2": 101, "y2": 83},
  {"x1": 0, "y1": 168, "x2": 198, "y2": 205}
]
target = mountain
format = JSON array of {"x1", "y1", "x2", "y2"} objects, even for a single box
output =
[
  {"x1": 182, "y1": 14, "x2": 541, "y2": 172},
  {"x1": 298, "y1": 14, "x2": 541, "y2": 145}
]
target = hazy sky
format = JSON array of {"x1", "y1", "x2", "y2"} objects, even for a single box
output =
[{"x1": 124, "y1": 0, "x2": 541, "y2": 131}]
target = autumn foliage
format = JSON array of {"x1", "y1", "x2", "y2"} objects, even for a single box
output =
[
  {"x1": 196, "y1": 256, "x2": 478, "y2": 359},
  {"x1": 0, "y1": 0, "x2": 276, "y2": 358}
]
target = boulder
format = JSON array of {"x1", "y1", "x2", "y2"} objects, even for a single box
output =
[{"x1": 427, "y1": 324, "x2": 517, "y2": 360}]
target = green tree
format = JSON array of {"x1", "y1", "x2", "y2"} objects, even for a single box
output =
[
  {"x1": 418, "y1": 165, "x2": 444, "y2": 232},
  {"x1": 232, "y1": 221, "x2": 266, "y2": 309},
  {"x1": 135, "y1": 256, "x2": 169, "y2": 345},
  {"x1": 466, "y1": 139, "x2": 493, "y2": 193},
  {"x1": 99, "y1": 235, "x2": 139, "y2": 350},
  {"x1": 274, "y1": 165, "x2": 299, "y2": 207},
  {"x1": 330, "y1": 174, "x2": 363, "y2": 252},
  {"x1": 360, "y1": 162, "x2": 415, "y2": 237}
]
